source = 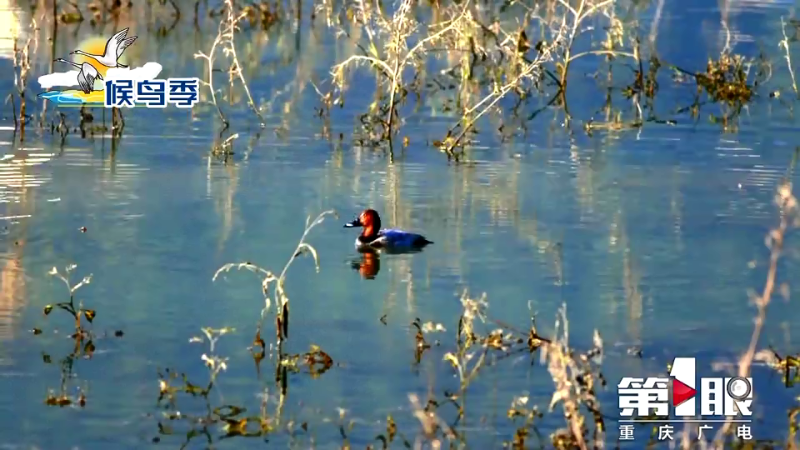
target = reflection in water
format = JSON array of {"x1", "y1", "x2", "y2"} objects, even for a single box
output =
[
  {"x1": 208, "y1": 157, "x2": 240, "y2": 254},
  {"x1": 350, "y1": 248, "x2": 380, "y2": 280},
  {"x1": 0, "y1": 146, "x2": 49, "y2": 344},
  {"x1": 0, "y1": 189, "x2": 32, "y2": 345},
  {"x1": 349, "y1": 246, "x2": 430, "y2": 280},
  {"x1": 0, "y1": 236, "x2": 26, "y2": 343},
  {"x1": 0, "y1": 148, "x2": 55, "y2": 201},
  {"x1": 611, "y1": 209, "x2": 644, "y2": 344}
]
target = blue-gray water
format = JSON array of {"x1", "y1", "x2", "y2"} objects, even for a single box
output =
[{"x1": 1, "y1": 0, "x2": 800, "y2": 448}]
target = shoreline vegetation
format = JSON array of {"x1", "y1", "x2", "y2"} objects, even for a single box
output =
[{"x1": 4, "y1": 0, "x2": 800, "y2": 448}]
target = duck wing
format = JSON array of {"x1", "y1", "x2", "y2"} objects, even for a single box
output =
[
  {"x1": 383, "y1": 229, "x2": 432, "y2": 246},
  {"x1": 366, "y1": 234, "x2": 389, "y2": 248},
  {"x1": 377, "y1": 229, "x2": 414, "y2": 246}
]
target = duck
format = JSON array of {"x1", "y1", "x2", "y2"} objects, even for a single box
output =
[{"x1": 344, "y1": 209, "x2": 433, "y2": 251}]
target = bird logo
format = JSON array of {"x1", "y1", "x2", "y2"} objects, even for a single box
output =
[
  {"x1": 37, "y1": 28, "x2": 164, "y2": 107},
  {"x1": 69, "y1": 28, "x2": 137, "y2": 69}
]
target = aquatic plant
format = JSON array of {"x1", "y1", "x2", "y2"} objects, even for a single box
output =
[
  {"x1": 159, "y1": 327, "x2": 234, "y2": 404},
  {"x1": 195, "y1": 0, "x2": 266, "y2": 130},
  {"x1": 6, "y1": 0, "x2": 790, "y2": 151},
  {"x1": 208, "y1": 210, "x2": 342, "y2": 447},
  {"x1": 155, "y1": 326, "x2": 277, "y2": 445},
  {"x1": 540, "y1": 304, "x2": 605, "y2": 449},
  {"x1": 43, "y1": 264, "x2": 95, "y2": 340},
  {"x1": 444, "y1": 291, "x2": 491, "y2": 391},
  {"x1": 9, "y1": 19, "x2": 38, "y2": 141},
  {"x1": 154, "y1": 326, "x2": 336, "y2": 447},
  {"x1": 330, "y1": 0, "x2": 475, "y2": 148},
  {"x1": 315, "y1": 0, "x2": 790, "y2": 157},
  {"x1": 212, "y1": 209, "x2": 337, "y2": 350},
  {"x1": 38, "y1": 264, "x2": 96, "y2": 407},
  {"x1": 368, "y1": 288, "x2": 604, "y2": 449},
  {"x1": 322, "y1": 0, "x2": 621, "y2": 156}
]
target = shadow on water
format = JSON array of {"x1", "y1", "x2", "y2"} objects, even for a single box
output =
[{"x1": 3, "y1": 0, "x2": 800, "y2": 448}]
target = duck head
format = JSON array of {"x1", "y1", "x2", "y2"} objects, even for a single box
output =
[{"x1": 344, "y1": 209, "x2": 381, "y2": 239}]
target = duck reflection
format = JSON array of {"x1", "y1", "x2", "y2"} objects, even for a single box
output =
[
  {"x1": 351, "y1": 247, "x2": 381, "y2": 279},
  {"x1": 349, "y1": 246, "x2": 429, "y2": 280}
]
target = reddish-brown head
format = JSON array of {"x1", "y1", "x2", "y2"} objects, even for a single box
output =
[{"x1": 344, "y1": 209, "x2": 382, "y2": 238}]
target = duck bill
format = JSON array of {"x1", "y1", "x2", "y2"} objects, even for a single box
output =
[{"x1": 344, "y1": 218, "x2": 362, "y2": 228}]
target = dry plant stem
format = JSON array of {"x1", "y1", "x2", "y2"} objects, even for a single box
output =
[
  {"x1": 41, "y1": 0, "x2": 57, "y2": 129},
  {"x1": 199, "y1": 327, "x2": 232, "y2": 389},
  {"x1": 387, "y1": 49, "x2": 401, "y2": 140},
  {"x1": 440, "y1": 0, "x2": 619, "y2": 152},
  {"x1": 558, "y1": 0, "x2": 615, "y2": 87},
  {"x1": 195, "y1": 0, "x2": 264, "y2": 128},
  {"x1": 277, "y1": 211, "x2": 337, "y2": 281},
  {"x1": 12, "y1": 20, "x2": 37, "y2": 141},
  {"x1": 333, "y1": 0, "x2": 472, "y2": 138},
  {"x1": 111, "y1": 108, "x2": 125, "y2": 136},
  {"x1": 712, "y1": 181, "x2": 796, "y2": 448},
  {"x1": 212, "y1": 210, "x2": 337, "y2": 347},
  {"x1": 386, "y1": 0, "x2": 472, "y2": 137},
  {"x1": 647, "y1": 0, "x2": 665, "y2": 46},
  {"x1": 334, "y1": 11, "x2": 460, "y2": 75},
  {"x1": 780, "y1": 16, "x2": 798, "y2": 97},
  {"x1": 195, "y1": 26, "x2": 229, "y2": 127},
  {"x1": 444, "y1": 40, "x2": 559, "y2": 153},
  {"x1": 542, "y1": 304, "x2": 588, "y2": 450},
  {"x1": 221, "y1": 0, "x2": 265, "y2": 126},
  {"x1": 481, "y1": 0, "x2": 614, "y2": 139},
  {"x1": 719, "y1": 0, "x2": 732, "y2": 56}
]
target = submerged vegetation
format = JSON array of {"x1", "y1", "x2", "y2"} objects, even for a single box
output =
[{"x1": 4, "y1": 0, "x2": 800, "y2": 448}]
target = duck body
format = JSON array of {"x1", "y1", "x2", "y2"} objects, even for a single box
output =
[
  {"x1": 345, "y1": 209, "x2": 433, "y2": 252},
  {"x1": 355, "y1": 228, "x2": 432, "y2": 250}
]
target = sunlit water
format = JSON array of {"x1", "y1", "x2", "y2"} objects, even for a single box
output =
[{"x1": 0, "y1": 0, "x2": 799, "y2": 448}]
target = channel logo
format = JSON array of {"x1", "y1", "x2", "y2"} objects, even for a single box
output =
[
  {"x1": 617, "y1": 356, "x2": 755, "y2": 443},
  {"x1": 669, "y1": 357, "x2": 753, "y2": 416}
]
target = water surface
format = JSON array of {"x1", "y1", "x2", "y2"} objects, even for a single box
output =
[{"x1": 1, "y1": 0, "x2": 800, "y2": 448}]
